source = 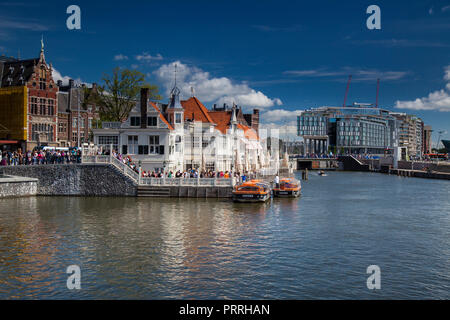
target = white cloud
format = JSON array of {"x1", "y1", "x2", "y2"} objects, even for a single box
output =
[
  {"x1": 136, "y1": 53, "x2": 163, "y2": 62},
  {"x1": 284, "y1": 67, "x2": 408, "y2": 81},
  {"x1": 154, "y1": 61, "x2": 283, "y2": 109},
  {"x1": 260, "y1": 109, "x2": 302, "y2": 122},
  {"x1": 260, "y1": 122, "x2": 299, "y2": 140},
  {"x1": 52, "y1": 68, "x2": 86, "y2": 86},
  {"x1": 395, "y1": 65, "x2": 450, "y2": 112},
  {"x1": 114, "y1": 54, "x2": 128, "y2": 61},
  {"x1": 429, "y1": 7, "x2": 434, "y2": 15},
  {"x1": 442, "y1": 5, "x2": 450, "y2": 12},
  {"x1": 52, "y1": 68, "x2": 72, "y2": 85}
]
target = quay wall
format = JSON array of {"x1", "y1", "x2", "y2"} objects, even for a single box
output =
[
  {"x1": 397, "y1": 161, "x2": 450, "y2": 173},
  {"x1": 170, "y1": 186, "x2": 232, "y2": 198},
  {"x1": 387, "y1": 169, "x2": 450, "y2": 180},
  {"x1": 0, "y1": 176, "x2": 38, "y2": 198},
  {"x1": 1, "y1": 164, "x2": 137, "y2": 197}
]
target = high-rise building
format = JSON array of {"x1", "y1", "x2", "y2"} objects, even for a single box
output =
[
  {"x1": 390, "y1": 113, "x2": 425, "y2": 159},
  {"x1": 297, "y1": 104, "x2": 397, "y2": 155},
  {"x1": 423, "y1": 125, "x2": 433, "y2": 154}
]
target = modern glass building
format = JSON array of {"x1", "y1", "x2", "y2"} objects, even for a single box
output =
[{"x1": 297, "y1": 105, "x2": 398, "y2": 155}]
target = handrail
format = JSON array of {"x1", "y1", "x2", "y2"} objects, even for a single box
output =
[{"x1": 81, "y1": 155, "x2": 234, "y2": 186}]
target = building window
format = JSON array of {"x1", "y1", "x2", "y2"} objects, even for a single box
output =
[
  {"x1": 98, "y1": 135, "x2": 119, "y2": 152},
  {"x1": 138, "y1": 145, "x2": 149, "y2": 155},
  {"x1": 147, "y1": 116, "x2": 157, "y2": 127},
  {"x1": 130, "y1": 117, "x2": 141, "y2": 127},
  {"x1": 73, "y1": 118, "x2": 78, "y2": 128},
  {"x1": 39, "y1": 66, "x2": 46, "y2": 90},
  {"x1": 88, "y1": 119, "x2": 92, "y2": 129},
  {"x1": 175, "y1": 135, "x2": 182, "y2": 152},
  {"x1": 128, "y1": 135, "x2": 138, "y2": 154},
  {"x1": 48, "y1": 99, "x2": 54, "y2": 116},
  {"x1": 149, "y1": 135, "x2": 160, "y2": 154},
  {"x1": 40, "y1": 98, "x2": 46, "y2": 115},
  {"x1": 30, "y1": 97, "x2": 38, "y2": 114},
  {"x1": 175, "y1": 113, "x2": 182, "y2": 124},
  {"x1": 58, "y1": 122, "x2": 67, "y2": 133}
]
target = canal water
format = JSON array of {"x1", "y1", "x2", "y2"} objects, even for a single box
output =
[{"x1": 0, "y1": 172, "x2": 449, "y2": 299}]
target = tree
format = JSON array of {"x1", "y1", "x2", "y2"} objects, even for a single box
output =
[{"x1": 96, "y1": 67, "x2": 161, "y2": 122}]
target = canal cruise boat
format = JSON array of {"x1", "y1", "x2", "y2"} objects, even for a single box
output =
[
  {"x1": 232, "y1": 180, "x2": 271, "y2": 203},
  {"x1": 273, "y1": 178, "x2": 301, "y2": 198}
]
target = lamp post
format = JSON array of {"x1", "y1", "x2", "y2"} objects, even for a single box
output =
[
  {"x1": 190, "y1": 124, "x2": 194, "y2": 170},
  {"x1": 77, "y1": 86, "x2": 81, "y2": 149}
]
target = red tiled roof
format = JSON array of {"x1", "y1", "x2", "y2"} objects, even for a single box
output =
[
  {"x1": 238, "y1": 124, "x2": 259, "y2": 140},
  {"x1": 181, "y1": 97, "x2": 214, "y2": 123},
  {"x1": 149, "y1": 101, "x2": 174, "y2": 130},
  {"x1": 208, "y1": 110, "x2": 232, "y2": 134}
]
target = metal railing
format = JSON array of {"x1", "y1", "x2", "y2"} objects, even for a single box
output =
[
  {"x1": 82, "y1": 155, "x2": 234, "y2": 186},
  {"x1": 140, "y1": 177, "x2": 233, "y2": 187}
]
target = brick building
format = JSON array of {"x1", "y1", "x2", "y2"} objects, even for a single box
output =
[
  {"x1": 57, "y1": 80, "x2": 100, "y2": 147},
  {"x1": 0, "y1": 40, "x2": 58, "y2": 150},
  {"x1": 0, "y1": 40, "x2": 100, "y2": 151}
]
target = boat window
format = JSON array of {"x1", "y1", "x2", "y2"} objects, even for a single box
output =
[{"x1": 238, "y1": 187, "x2": 259, "y2": 192}]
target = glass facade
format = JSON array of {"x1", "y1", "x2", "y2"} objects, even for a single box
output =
[{"x1": 297, "y1": 106, "x2": 397, "y2": 154}]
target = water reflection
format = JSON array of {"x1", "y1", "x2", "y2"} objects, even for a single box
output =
[{"x1": 0, "y1": 172, "x2": 449, "y2": 299}]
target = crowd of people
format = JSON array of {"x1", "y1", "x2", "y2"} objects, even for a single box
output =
[
  {"x1": 0, "y1": 148, "x2": 82, "y2": 166},
  {"x1": 108, "y1": 149, "x2": 254, "y2": 182}
]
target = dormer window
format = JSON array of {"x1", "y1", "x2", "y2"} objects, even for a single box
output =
[
  {"x1": 130, "y1": 116, "x2": 141, "y2": 127},
  {"x1": 147, "y1": 116, "x2": 157, "y2": 127},
  {"x1": 175, "y1": 113, "x2": 182, "y2": 124}
]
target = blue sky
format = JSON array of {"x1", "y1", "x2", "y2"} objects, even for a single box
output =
[{"x1": 1, "y1": 0, "x2": 450, "y2": 142}]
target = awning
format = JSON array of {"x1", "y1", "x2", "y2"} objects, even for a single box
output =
[{"x1": 0, "y1": 140, "x2": 19, "y2": 144}]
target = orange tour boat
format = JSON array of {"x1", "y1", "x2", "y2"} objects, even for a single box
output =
[
  {"x1": 273, "y1": 178, "x2": 301, "y2": 198},
  {"x1": 232, "y1": 180, "x2": 271, "y2": 202}
]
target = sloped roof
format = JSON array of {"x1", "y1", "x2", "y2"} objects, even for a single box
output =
[
  {"x1": 149, "y1": 101, "x2": 174, "y2": 130},
  {"x1": 208, "y1": 110, "x2": 232, "y2": 134},
  {"x1": 208, "y1": 110, "x2": 259, "y2": 140},
  {"x1": 181, "y1": 97, "x2": 214, "y2": 123},
  {"x1": 238, "y1": 123, "x2": 259, "y2": 140},
  {"x1": 1, "y1": 58, "x2": 38, "y2": 87}
]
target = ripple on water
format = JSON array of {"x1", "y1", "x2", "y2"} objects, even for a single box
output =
[{"x1": 0, "y1": 172, "x2": 449, "y2": 299}]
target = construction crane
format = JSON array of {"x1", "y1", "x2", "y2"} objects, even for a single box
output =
[{"x1": 343, "y1": 75, "x2": 352, "y2": 107}]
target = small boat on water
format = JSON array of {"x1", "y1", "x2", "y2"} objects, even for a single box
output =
[
  {"x1": 273, "y1": 178, "x2": 301, "y2": 198},
  {"x1": 232, "y1": 180, "x2": 271, "y2": 202},
  {"x1": 318, "y1": 170, "x2": 327, "y2": 177}
]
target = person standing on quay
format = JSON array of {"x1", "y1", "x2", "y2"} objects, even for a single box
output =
[{"x1": 275, "y1": 174, "x2": 280, "y2": 188}]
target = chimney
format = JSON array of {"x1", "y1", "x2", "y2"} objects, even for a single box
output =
[
  {"x1": 140, "y1": 87, "x2": 149, "y2": 128},
  {"x1": 252, "y1": 109, "x2": 260, "y2": 135},
  {"x1": 57, "y1": 80, "x2": 62, "y2": 87},
  {"x1": 69, "y1": 79, "x2": 74, "y2": 88}
]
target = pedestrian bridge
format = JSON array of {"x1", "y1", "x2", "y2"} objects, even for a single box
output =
[{"x1": 290, "y1": 156, "x2": 339, "y2": 170}]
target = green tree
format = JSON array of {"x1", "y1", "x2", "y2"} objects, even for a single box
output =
[{"x1": 96, "y1": 67, "x2": 161, "y2": 122}]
